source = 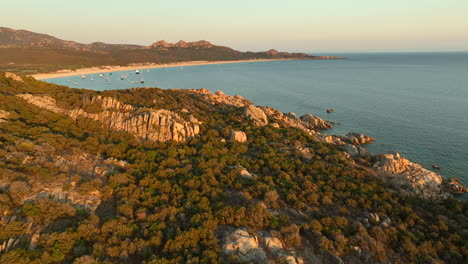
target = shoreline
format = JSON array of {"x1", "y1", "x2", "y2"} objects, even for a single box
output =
[{"x1": 30, "y1": 58, "x2": 314, "y2": 80}]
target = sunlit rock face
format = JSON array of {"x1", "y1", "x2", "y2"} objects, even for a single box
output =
[
  {"x1": 374, "y1": 152, "x2": 449, "y2": 199},
  {"x1": 244, "y1": 104, "x2": 269, "y2": 126},
  {"x1": 17, "y1": 94, "x2": 200, "y2": 142}
]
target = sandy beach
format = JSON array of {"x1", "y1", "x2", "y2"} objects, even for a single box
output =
[{"x1": 30, "y1": 58, "x2": 305, "y2": 80}]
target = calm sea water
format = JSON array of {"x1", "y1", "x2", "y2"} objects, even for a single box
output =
[{"x1": 46, "y1": 52, "x2": 468, "y2": 196}]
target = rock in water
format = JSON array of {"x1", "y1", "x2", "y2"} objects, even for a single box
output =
[
  {"x1": 299, "y1": 114, "x2": 333, "y2": 130},
  {"x1": 244, "y1": 104, "x2": 268, "y2": 126}
]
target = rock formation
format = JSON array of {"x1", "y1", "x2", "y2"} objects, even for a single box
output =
[
  {"x1": 221, "y1": 228, "x2": 267, "y2": 263},
  {"x1": 220, "y1": 227, "x2": 305, "y2": 264},
  {"x1": 186, "y1": 89, "x2": 251, "y2": 107},
  {"x1": 230, "y1": 130, "x2": 247, "y2": 143},
  {"x1": 0, "y1": 109, "x2": 9, "y2": 122},
  {"x1": 5, "y1": 72, "x2": 23, "y2": 82},
  {"x1": 373, "y1": 152, "x2": 449, "y2": 198},
  {"x1": 244, "y1": 105, "x2": 268, "y2": 126},
  {"x1": 442, "y1": 178, "x2": 468, "y2": 193},
  {"x1": 339, "y1": 144, "x2": 370, "y2": 157},
  {"x1": 149, "y1": 40, "x2": 214, "y2": 49},
  {"x1": 17, "y1": 94, "x2": 200, "y2": 142},
  {"x1": 341, "y1": 132, "x2": 374, "y2": 145},
  {"x1": 300, "y1": 114, "x2": 333, "y2": 130}
]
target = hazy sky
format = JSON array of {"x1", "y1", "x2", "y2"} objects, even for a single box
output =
[{"x1": 2, "y1": 0, "x2": 467, "y2": 52}]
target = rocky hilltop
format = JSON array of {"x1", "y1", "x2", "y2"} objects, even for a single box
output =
[
  {"x1": 17, "y1": 93, "x2": 200, "y2": 142},
  {"x1": 0, "y1": 72, "x2": 466, "y2": 264}
]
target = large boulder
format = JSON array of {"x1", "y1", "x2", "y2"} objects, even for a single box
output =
[
  {"x1": 244, "y1": 105, "x2": 268, "y2": 126},
  {"x1": 230, "y1": 131, "x2": 247, "y2": 143},
  {"x1": 299, "y1": 114, "x2": 333, "y2": 130}
]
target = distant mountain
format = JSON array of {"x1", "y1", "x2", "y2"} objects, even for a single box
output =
[{"x1": 0, "y1": 27, "x2": 338, "y2": 74}]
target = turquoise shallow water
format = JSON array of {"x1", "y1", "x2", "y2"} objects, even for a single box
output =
[{"x1": 45, "y1": 52, "x2": 468, "y2": 196}]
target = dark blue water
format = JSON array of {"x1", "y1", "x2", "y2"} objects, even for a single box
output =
[{"x1": 46, "y1": 52, "x2": 468, "y2": 191}]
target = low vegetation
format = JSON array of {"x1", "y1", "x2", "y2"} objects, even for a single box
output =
[{"x1": 0, "y1": 72, "x2": 466, "y2": 263}]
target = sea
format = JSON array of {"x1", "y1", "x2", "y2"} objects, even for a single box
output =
[{"x1": 45, "y1": 52, "x2": 468, "y2": 198}]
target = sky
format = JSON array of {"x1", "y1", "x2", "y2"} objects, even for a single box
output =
[{"x1": 1, "y1": 0, "x2": 467, "y2": 52}]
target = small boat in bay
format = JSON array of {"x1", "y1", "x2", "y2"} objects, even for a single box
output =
[
  {"x1": 136, "y1": 69, "x2": 140, "y2": 74},
  {"x1": 81, "y1": 75, "x2": 86, "y2": 79}
]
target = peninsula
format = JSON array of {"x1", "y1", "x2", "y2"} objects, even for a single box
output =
[{"x1": 0, "y1": 27, "x2": 343, "y2": 76}]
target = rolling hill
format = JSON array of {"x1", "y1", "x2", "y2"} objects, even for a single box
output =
[{"x1": 0, "y1": 27, "x2": 334, "y2": 74}]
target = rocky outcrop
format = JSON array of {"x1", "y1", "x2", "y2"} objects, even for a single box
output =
[
  {"x1": 219, "y1": 227, "x2": 305, "y2": 264},
  {"x1": 149, "y1": 40, "x2": 173, "y2": 49},
  {"x1": 5, "y1": 72, "x2": 23, "y2": 82},
  {"x1": 17, "y1": 94, "x2": 64, "y2": 114},
  {"x1": 261, "y1": 108, "x2": 345, "y2": 145},
  {"x1": 230, "y1": 130, "x2": 247, "y2": 143},
  {"x1": 244, "y1": 105, "x2": 268, "y2": 126},
  {"x1": 339, "y1": 144, "x2": 370, "y2": 157},
  {"x1": 17, "y1": 94, "x2": 200, "y2": 142},
  {"x1": 300, "y1": 114, "x2": 333, "y2": 130},
  {"x1": 186, "y1": 89, "x2": 251, "y2": 107},
  {"x1": 0, "y1": 109, "x2": 9, "y2": 122},
  {"x1": 221, "y1": 228, "x2": 267, "y2": 263},
  {"x1": 442, "y1": 178, "x2": 468, "y2": 193},
  {"x1": 148, "y1": 40, "x2": 214, "y2": 49},
  {"x1": 265, "y1": 49, "x2": 279, "y2": 56},
  {"x1": 341, "y1": 132, "x2": 374, "y2": 145},
  {"x1": 373, "y1": 152, "x2": 451, "y2": 198}
]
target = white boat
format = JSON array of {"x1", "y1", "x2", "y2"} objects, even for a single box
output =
[
  {"x1": 99, "y1": 73, "x2": 104, "y2": 78},
  {"x1": 120, "y1": 71, "x2": 127, "y2": 80},
  {"x1": 140, "y1": 74, "x2": 145, "y2": 83},
  {"x1": 66, "y1": 79, "x2": 71, "y2": 82},
  {"x1": 135, "y1": 69, "x2": 140, "y2": 74},
  {"x1": 73, "y1": 82, "x2": 78, "y2": 85},
  {"x1": 81, "y1": 75, "x2": 86, "y2": 79}
]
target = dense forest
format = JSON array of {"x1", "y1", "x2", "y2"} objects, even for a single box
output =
[{"x1": 0, "y1": 72, "x2": 466, "y2": 263}]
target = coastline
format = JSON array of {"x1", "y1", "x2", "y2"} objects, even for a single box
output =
[{"x1": 30, "y1": 58, "x2": 313, "y2": 80}]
